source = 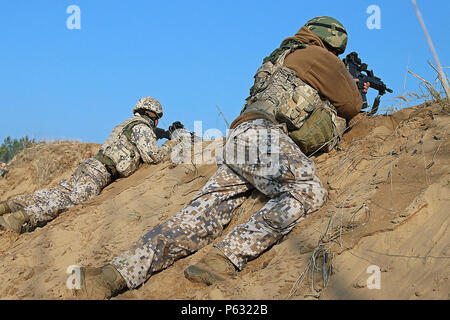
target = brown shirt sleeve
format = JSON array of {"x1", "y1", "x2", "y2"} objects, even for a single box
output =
[{"x1": 284, "y1": 45, "x2": 363, "y2": 120}]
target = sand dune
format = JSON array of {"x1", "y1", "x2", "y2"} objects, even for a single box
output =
[{"x1": 0, "y1": 101, "x2": 448, "y2": 300}]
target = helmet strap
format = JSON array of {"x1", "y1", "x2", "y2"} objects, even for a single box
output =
[{"x1": 306, "y1": 22, "x2": 347, "y2": 35}]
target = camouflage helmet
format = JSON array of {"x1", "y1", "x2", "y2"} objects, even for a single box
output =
[
  {"x1": 304, "y1": 16, "x2": 348, "y2": 55},
  {"x1": 133, "y1": 97, "x2": 163, "y2": 119}
]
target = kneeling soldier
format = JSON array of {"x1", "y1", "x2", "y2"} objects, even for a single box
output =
[{"x1": 74, "y1": 16, "x2": 368, "y2": 299}]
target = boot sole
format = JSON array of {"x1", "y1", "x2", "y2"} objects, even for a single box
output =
[
  {"x1": 0, "y1": 215, "x2": 24, "y2": 234},
  {"x1": 0, "y1": 204, "x2": 11, "y2": 216},
  {"x1": 184, "y1": 266, "x2": 225, "y2": 286}
]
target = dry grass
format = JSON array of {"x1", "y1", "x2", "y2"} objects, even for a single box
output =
[
  {"x1": 380, "y1": 62, "x2": 449, "y2": 115},
  {"x1": 411, "y1": 0, "x2": 450, "y2": 97},
  {"x1": 10, "y1": 140, "x2": 99, "y2": 186}
]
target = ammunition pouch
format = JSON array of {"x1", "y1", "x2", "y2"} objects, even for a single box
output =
[
  {"x1": 94, "y1": 151, "x2": 119, "y2": 180},
  {"x1": 288, "y1": 103, "x2": 346, "y2": 154}
]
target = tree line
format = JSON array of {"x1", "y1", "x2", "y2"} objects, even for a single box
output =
[{"x1": 0, "y1": 136, "x2": 36, "y2": 164}]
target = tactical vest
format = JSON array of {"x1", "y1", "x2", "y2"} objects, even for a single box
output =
[
  {"x1": 241, "y1": 39, "x2": 346, "y2": 154},
  {"x1": 97, "y1": 114, "x2": 153, "y2": 177}
]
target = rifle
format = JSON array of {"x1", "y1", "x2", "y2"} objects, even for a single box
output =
[
  {"x1": 343, "y1": 52, "x2": 393, "y2": 115},
  {"x1": 154, "y1": 121, "x2": 187, "y2": 141}
]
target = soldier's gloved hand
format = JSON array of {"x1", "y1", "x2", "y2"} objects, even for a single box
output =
[{"x1": 168, "y1": 121, "x2": 185, "y2": 134}]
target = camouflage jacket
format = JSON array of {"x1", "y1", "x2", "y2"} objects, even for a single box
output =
[
  {"x1": 236, "y1": 39, "x2": 327, "y2": 132},
  {"x1": 97, "y1": 114, "x2": 173, "y2": 177}
]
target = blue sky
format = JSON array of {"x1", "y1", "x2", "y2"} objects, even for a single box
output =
[{"x1": 0, "y1": 0, "x2": 448, "y2": 144}]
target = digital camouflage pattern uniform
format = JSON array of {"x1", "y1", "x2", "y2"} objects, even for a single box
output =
[
  {"x1": 5, "y1": 112, "x2": 174, "y2": 228},
  {"x1": 9, "y1": 158, "x2": 112, "y2": 227},
  {"x1": 109, "y1": 30, "x2": 337, "y2": 287},
  {"x1": 111, "y1": 118, "x2": 327, "y2": 288},
  {"x1": 75, "y1": 17, "x2": 357, "y2": 294}
]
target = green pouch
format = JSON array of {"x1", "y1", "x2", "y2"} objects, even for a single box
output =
[
  {"x1": 288, "y1": 107, "x2": 335, "y2": 154},
  {"x1": 263, "y1": 39, "x2": 307, "y2": 65},
  {"x1": 94, "y1": 151, "x2": 115, "y2": 167}
]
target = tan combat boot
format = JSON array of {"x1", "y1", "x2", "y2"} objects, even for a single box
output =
[
  {"x1": 0, "y1": 201, "x2": 12, "y2": 216},
  {"x1": 73, "y1": 264, "x2": 127, "y2": 300},
  {"x1": 0, "y1": 201, "x2": 22, "y2": 216},
  {"x1": 184, "y1": 247, "x2": 237, "y2": 285},
  {"x1": 0, "y1": 210, "x2": 29, "y2": 234}
]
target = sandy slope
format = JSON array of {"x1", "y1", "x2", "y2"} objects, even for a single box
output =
[
  {"x1": 0, "y1": 102, "x2": 448, "y2": 300},
  {"x1": 0, "y1": 141, "x2": 99, "y2": 200}
]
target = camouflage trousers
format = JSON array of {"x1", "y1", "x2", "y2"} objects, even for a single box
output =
[
  {"x1": 8, "y1": 158, "x2": 111, "y2": 227},
  {"x1": 111, "y1": 119, "x2": 327, "y2": 289}
]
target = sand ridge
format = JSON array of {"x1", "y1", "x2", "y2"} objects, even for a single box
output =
[{"x1": 0, "y1": 102, "x2": 448, "y2": 300}]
